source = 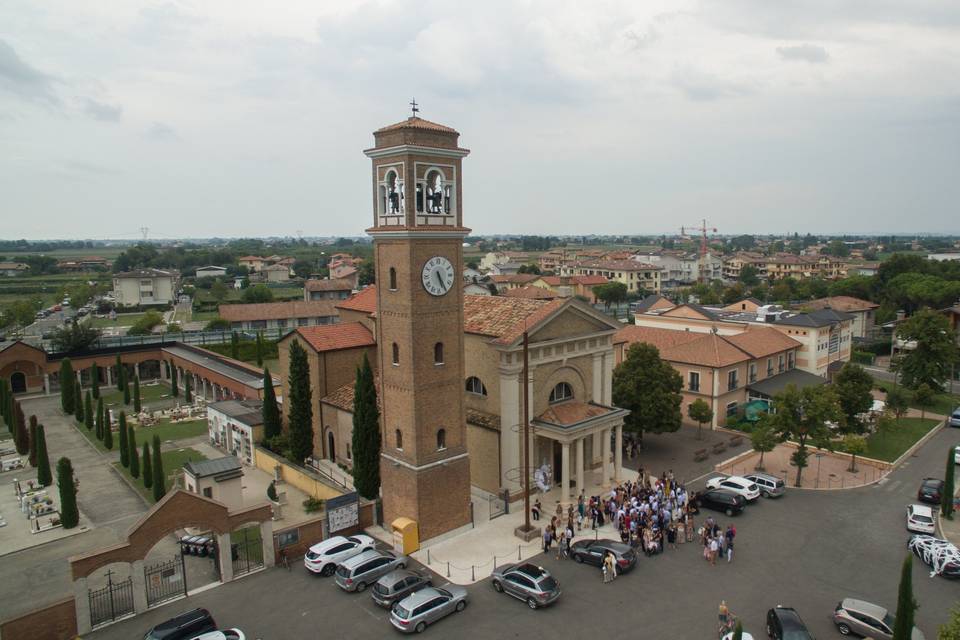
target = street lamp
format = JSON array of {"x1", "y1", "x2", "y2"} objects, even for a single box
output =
[{"x1": 815, "y1": 452, "x2": 825, "y2": 488}]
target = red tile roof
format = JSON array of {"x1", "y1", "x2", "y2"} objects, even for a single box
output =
[
  {"x1": 375, "y1": 116, "x2": 458, "y2": 134},
  {"x1": 502, "y1": 286, "x2": 559, "y2": 300},
  {"x1": 218, "y1": 300, "x2": 338, "y2": 322},
  {"x1": 571, "y1": 275, "x2": 609, "y2": 285},
  {"x1": 537, "y1": 402, "x2": 617, "y2": 426},
  {"x1": 724, "y1": 328, "x2": 802, "y2": 359},
  {"x1": 304, "y1": 278, "x2": 354, "y2": 292},
  {"x1": 296, "y1": 322, "x2": 375, "y2": 353},
  {"x1": 614, "y1": 325, "x2": 704, "y2": 351},
  {"x1": 490, "y1": 274, "x2": 540, "y2": 284},
  {"x1": 663, "y1": 332, "x2": 751, "y2": 368},
  {"x1": 803, "y1": 296, "x2": 879, "y2": 312},
  {"x1": 578, "y1": 259, "x2": 661, "y2": 271},
  {"x1": 463, "y1": 295, "x2": 565, "y2": 345},
  {"x1": 336, "y1": 286, "x2": 377, "y2": 314}
]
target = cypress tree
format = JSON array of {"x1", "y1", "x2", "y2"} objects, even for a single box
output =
[
  {"x1": 91, "y1": 362, "x2": 100, "y2": 399},
  {"x1": 28, "y1": 415, "x2": 38, "y2": 467},
  {"x1": 133, "y1": 375, "x2": 142, "y2": 413},
  {"x1": 57, "y1": 457, "x2": 79, "y2": 529},
  {"x1": 893, "y1": 554, "x2": 917, "y2": 640},
  {"x1": 255, "y1": 332, "x2": 264, "y2": 366},
  {"x1": 123, "y1": 371, "x2": 131, "y2": 405},
  {"x1": 944, "y1": 445, "x2": 956, "y2": 520},
  {"x1": 287, "y1": 341, "x2": 314, "y2": 463},
  {"x1": 732, "y1": 621, "x2": 743, "y2": 640},
  {"x1": 261, "y1": 367, "x2": 281, "y2": 441},
  {"x1": 115, "y1": 354, "x2": 123, "y2": 391},
  {"x1": 13, "y1": 401, "x2": 29, "y2": 455},
  {"x1": 0, "y1": 379, "x2": 7, "y2": 428},
  {"x1": 103, "y1": 408, "x2": 113, "y2": 450},
  {"x1": 35, "y1": 425, "x2": 52, "y2": 487},
  {"x1": 152, "y1": 435, "x2": 164, "y2": 501},
  {"x1": 74, "y1": 380, "x2": 84, "y2": 422},
  {"x1": 59, "y1": 358, "x2": 75, "y2": 414},
  {"x1": 230, "y1": 332, "x2": 239, "y2": 359},
  {"x1": 118, "y1": 411, "x2": 129, "y2": 467},
  {"x1": 84, "y1": 390, "x2": 94, "y2": 431},
  {"x1": 184, "y1": 375, "x2": 192, "y2": 403},
  {"x1": 96, "y1": 398, "x2": 104, "y2": 440},
  {"x1": 142, "y1": 440, "x2": 153, "y2": 489},
  {"x1": 128, "y1": 428, "x2": 140, "y2": 478},
  {"x1": 351, "y1": 353, "x2": 381, "y2": 500},
  {"x1": 170, "y1": 360, "x2": 179, "y2": 397}
]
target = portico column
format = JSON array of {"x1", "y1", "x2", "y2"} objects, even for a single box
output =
[
  {"x1": 614, "y1": 424, "x2": 623, "y2": 482},
  {"x1": 601, "y1": 427, "x2": 612, "y2": 486},
  {"x1": 560, "y1": 441, "x2": 571, "y2": 503},
  {"x1": 131, "y1": 560, "x2": 148, "y2": 614},
  {"x1": 135, "y1": 362, "x2": 141, "y2": 380},
  {"x1": 105, "y1": 367, "x2": 112, "y2": 387},
  {"x1": 43, "y1": 373, "x2": 50, "y2": 395},
  {"x1": 591, "y1": 353, "x2": 603, "y2": 403},
  {"x1": 74, "y1": 576, "x2": 91, "y2": 635},
  {"x1": 576, "y1": 437, "x2": 584, "y2": 495},
  {"x1": 260, "y1": 520, "x2": 275, "y2": 568},
  {"x1": 498, "y1": 370, "x2": 521, "y2": 493},
  {"x1": 217, "y1": 532, "x2": 234, "y2": 582}
]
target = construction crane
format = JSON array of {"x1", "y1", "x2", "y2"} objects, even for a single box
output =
[{"x1": 680, "y1": 219, "x2": 718, "y2": 283}]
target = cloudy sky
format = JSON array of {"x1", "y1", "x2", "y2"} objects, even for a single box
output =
[{"x1": 2, "y1": 1, "x2": 959, "y2": 239}]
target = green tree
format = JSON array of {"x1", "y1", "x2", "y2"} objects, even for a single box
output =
[
  {"x1": 939, "y1": 604, "x2": 960, "y2": 640},
  {"x1": 944, "y1": 445, "x2": 956, "y2": 520},
  {"x1": 767, "y1": 384, "x2": 842, "y2": 487},
  {"x1": 242, "y1": 284, "x2": 274, "y2": 303},
  {"x1": 184, "y1": 374, "x2": 192, "y2": 403},
  {"x1": 102, "y1": 407, "x2": 113, "y2": 450},
  {"x1": 49, "y1": 320, "x2": 100, "y2": 352},
  {"x1": 287, "y1": 341, "x2": 314, "y2": 463},
  {"x1": 261, "y1": 367, "x2": 281, "y2": 441},
  {"x1": 95, "y1": 397, "x2": 104, "y2": 440},
  {"x1": 84, "y1": 390, "x2": 94, "y2": 430},
  {"x1": 750, "y1": 418, "x2": 779, "y2": 472},
  {"x1": 35, "y1": 425, "x2": 52, "y2": 487},
  {"x1": 841, "y1": 434, "x2": 867, "y2": 473},
  {"x1": 152, "y1": 435, "x2": 165, "y2": 501},
  {"x1": 28, "y1": 415, "x2": 38, "y2": 467},
  {"x1": 142, "y1": 439, "x2": 153, "y2": 489},
  {"x1": 732, "y1": 620, "x2": 743, "y2": 640},
  {"x1": 115, "y1": 354, "x2": 123, "y2": 390},
  {"x1": 59, "y1": 358, "x2": 75, "y2": 414},
  {"x1": 593, "y1": 282, "x2": 628, "y2": 312},
  {"x1": 13, "y1": 401, "x2": 28, "y2": 455},
  {"x1": 895, "y1": 309, "x2": 958, "y2": 390},
  {"x1": 256, "y1": 332, "x2": 264, "y2": 367},
  {"x1": 687, "y1": 398, "x2": 713, "y2": 441},
  {"x1": 170, "y1": 361, "x2": 179, "y2": 397},
  {"x1": 739, "y1": 264, "x2": 760, "y2": 287},
  {"x1": 210, "y1": 278, "x2": 228, "y2": 302},
  {"x1": 613, "y1": 343, "x2": 683, "y2": 448},
  {"x1": 133, "y1": 375, "x2": 142, "y2": 413},
  {"x1": 128, "y1": 428, "x2": 140, "y2": 479},
  {"x1": 91, "y1": 362, "x2": 100, "y2": 399},
  {"x1": 834, "y1": 363, "x2": 874, "y2": 433},
  {"x1": 351, "y1": 353, "x2": 381, "y2": 500},
  {"x1": 118, "y1": 411, "x2": 129, "y2": 467},
  {"x1": 231, "y1": 331, "x2": 240, "y2": 359},
  {"x1": 892, "y1": 554, "x2": 917, "y2": 640},
  {"x1": 127, "y1": 311, "x2": 165, "y2": 336},
  {"x1": 123, "y1": 374, "x2": 131, "y2": 405},
  {"x1": 74, "y1": 380, "x2": 84, "y2": 422},
  {"x1": 56, "y1": 457, "x2": 79, "y2": 529},
  {"x1": 358, "y1": 260, "x2": 376, "y2": 286},
  {"x1": 204, "y1": 318, "x2": 231, "y2": 331},
  {"x1": 913, "y1": 383, "x2": 934, "y2": 420},
  {"x1": 886, "y1": 386, "x2": 910, "y2": 421}
]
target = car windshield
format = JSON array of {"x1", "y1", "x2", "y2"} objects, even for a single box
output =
[
  {"x1": 883, "y1": 613, "x2": 895, "y2": 628},
  {"x1": 539, "y1": 577, "x2": 558, "y2": 591},
  {"x1": 392, "y1": 603, "x2": 410, "y2": 619},
  {"x1": 747, "y1": 484, "x2": 758, "y2": 491},
  {"x1": 374, "y1": 582, "x2": 390, "y2": 595},
  {"x1": 913, "y1": 514, "x2": 933, "y2": 523},
  {"x1": 305, "y1": 550, "x2": 319, "y2": 560},
  {"x1": 436, "y1": 588, "x2": 452, "y2": 598},
  {"x1": 335, "y1": 565, "x2": 350, "y2": 577}
]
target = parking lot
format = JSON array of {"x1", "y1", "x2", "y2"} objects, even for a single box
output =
[{"x1": 90, "y1": 424, "x2": 960, "y2": 640}]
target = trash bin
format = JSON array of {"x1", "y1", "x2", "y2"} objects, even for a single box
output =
[{"x1": 391, "y1": 517, "x2": 419, "y2": 555}]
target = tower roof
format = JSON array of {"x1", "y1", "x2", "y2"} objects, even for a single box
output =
[{"x1": 374, "y1": 116, "x2": 459, "y2": 135}]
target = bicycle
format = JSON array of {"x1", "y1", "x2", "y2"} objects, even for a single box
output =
[{"x1": 718, "y1": 613, "x2": 738, "y2": 639}]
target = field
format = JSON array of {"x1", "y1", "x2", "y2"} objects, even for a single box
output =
[
  {"x1": 113, "y1": 446, "x2": 209, "y2": 500},
  {"x1": 194, "y1": 287, "x2": 303, "y2": 304},
  {"x1": 100, "y1": 381, "x2": 174, "y2": 407},
  {"x1": 0, "y1": 272, "x2": 111, "y2": 309},
  {"x1": 874, "y1": 380, "x2": 960, "y2": 417},
  {"x1": 133, "y1": 418, "x2": 208, "y2": 443},
  {"x1": 862, "y1": 417, "x2": 940, "y2": 462},
  {"x1": 88, "y1": 312, "x2": 155, "y2": 328},
  {"x1": 2, "y1": 246, "x2": 126, "y2": 259}
]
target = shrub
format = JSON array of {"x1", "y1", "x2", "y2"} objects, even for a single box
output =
[{"x1": 302, "y1": 497, "x2": 324, "y2": 513}]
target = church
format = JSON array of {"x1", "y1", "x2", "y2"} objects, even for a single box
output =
[{"x1": 278, "y1": 114, "x2": 629, "y2": 542}]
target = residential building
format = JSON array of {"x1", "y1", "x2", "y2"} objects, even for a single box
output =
[
  {"x1": 463, "y1": 267, "x2": 483, "y2": 282},
  {"x1": 329, "y1": 264, "x2": 359, "y2": 289},
  {"x1": 630, "y1": 251, "x2": 722, "y2": 289},
  {"x1": 723, "y1": 252, "x2": 847, "y2": 282},
  {"x1": 847, "y1": 262, "x2": 880, "y2": 277},
  {"x1": 488, "y1": 262, "x2": 523, "y2": 276},
  {"x1": 630, "y1": 294, "x2": 675, "y2": 314},
  {"x1": 489, "y1": 273, "x2": 540, "y2": 293},
  {"x1": 56, "y1": 257, "x2": 111, "y2": 272},
  {"x1": 112, "y1": 268, "x2": 178, "y2": 307},
  {"x1": 257, "y1": 264, "x2": 291, "y2": 283},
  {"x1": 530, "y1": 275, "x2": 608, "y2": 303},
  {"x1": 183, "y1": 457, "x2": 244, "y2": 507},
  {"x1": 801, "y1": 296, "x2": 879, "y2": 339},
  {"x1": 464, "y1": 282, "x2": 492, "y2": 296},
  {"x1": 928, "y1": 253, "x2": 960, "y2": 262},
  {"x1": 304, "y1": 278, "x2": 353, "y2": 301},
  {"x1": 237, "y1": 255, "x2": 267, "y2": 272},
  {"x1": 207, "y1": 399, "x2": 263, "y2": 465},
  {"x1": 722, "y1": 252, "x2": 768, "y2": 281},
  {"x1": 0, "y1": 262, "x2": 29, "y2": 277},
  {"x1": 537, "y1": 250, "x2": 567, "y2": 273},
  {"x1": 218, "y1": 300, "x2": 338, "y2": 331},
  {"x1": 479, "y1": 251, "x2": 530, "y2": 271},
  {"x1": 561, "y1": 259, "x2": 662, "y2": 295},
  {"x1": 194, "y1": 265, "x2": 228, "y2": 279},
  {"x1": 502, "y1": 285, "x2": 560, "y2": 300}
]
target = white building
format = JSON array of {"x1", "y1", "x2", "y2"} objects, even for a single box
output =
[
  {"x1": 207, "y1": 399, "x2": 264, "y2": 465},
  {"x1": 195, "y1": 265, "x2": 228, "y2": 279},
  {"x1": 183, "y1": 456, "x2": 244, "y2": 507},
  {"x1": 631, "y1": 251, "x2": 723, "y2": 289},
  {"x1": 112, "y1": 268, "x2": 178, "y2": 307}
]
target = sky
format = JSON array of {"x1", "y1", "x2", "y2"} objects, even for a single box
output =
[{"x1": 1, "y1": 1, "x2": 959, "y2": 239}]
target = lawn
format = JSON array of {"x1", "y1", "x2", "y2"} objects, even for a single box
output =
[
  {"x1": 863, "y1": 417, "x2": 940, "y2": 462},
  {"x1": 874, "y1": 380, "x2": 960, "y2": 417},
  {"x1": 133, "y1": 418, "x2": 207, "y2": 443},
  {"x1": 101, "y1": 381, "x2": 173, "y2": 407},
  {"x1": 88, "y1": 312, "x2": 154, "y2": 328},
  {"x1": 114, "y1": 446, "x2": 208, "y2": 501}
]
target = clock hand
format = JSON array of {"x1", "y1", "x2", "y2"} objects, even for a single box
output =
[{"x1": 435, "y1": 270, "x2": 445, "y2": 291}]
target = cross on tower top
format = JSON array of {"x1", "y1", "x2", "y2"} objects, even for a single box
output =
[{"x1": 410, "y1": 98, "x2": 419, "y2": 117}]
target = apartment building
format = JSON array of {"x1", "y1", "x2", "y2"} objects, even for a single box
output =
[
  {"x1": 561, "y1": 259, "x2": 662, "y2": 294},
  {"x1": 112, "y1": 268, "x2": 178, "y2": 307}
]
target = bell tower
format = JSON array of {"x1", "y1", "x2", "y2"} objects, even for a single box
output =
[{"x1": 364, "y1": 111, "x2": 472, "y2": 542}]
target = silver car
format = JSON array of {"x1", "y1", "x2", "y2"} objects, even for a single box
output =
[
  {"x1": 833, "y1": 598, "x2": 925, "y2": 639},
  {"x1": 371, "y1": 569, "x2": 432, "y2": 608},
  {"x1": 490, "y1": 562, "x2": 562, "y2": 609},
  {"x1": 334, "y1": 549, "x2": 408, "y2": 593},
  {"x1": 949, "y1": 408, "x2": 960, "y2": 428},
  {"x1": 743, "y1": 472, "x2": 786, "y2": 498},
  {"x1": 390, "y1": 585, "x2": 468, "y2": 634}
]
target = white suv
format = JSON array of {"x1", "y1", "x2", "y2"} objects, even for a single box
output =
[
  {"x1": 906, "y1": 504, "x2": 936, "y2": 534},
  {"x1": 705, "y1": 475, "x2": 761, "y2": 502},
  {"x1": 304, "y1": 534, "x2": 376, "y2": 576}
]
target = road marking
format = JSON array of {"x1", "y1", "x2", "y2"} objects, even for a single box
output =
[{"x1": 884, "y1": 480, "x2": 902, "y2": 492}]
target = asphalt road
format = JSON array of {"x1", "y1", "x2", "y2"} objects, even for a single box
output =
[{"x1": 92, "y1": 426, "x2": 960, "y2": 640}]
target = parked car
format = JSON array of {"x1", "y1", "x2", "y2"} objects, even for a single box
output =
[
  {"x1": 833, "y1": 598, "x2": 925, "y2": 639},
  {"x1": 303, "y1": 534, "x2": 376, "y2": 576},
  {"x1": 569, "y1": 539, "x2": 637, "y2": 573},
  {"x1": 706, "y1": 475, "x2": 761, "y2": 501},
  {"x1": 490, "y1": 562, "x2": 562, "y2": 609},
  {"x1": 721, "y1": 634, "x2": 754, "y2": 640},
  {"x1": 743, "y1": 472, "x2": 785, "y2": 498},
  {"x1": 189, "y1": 631, "x2": 245, "y2": 640},
  {"x1": 949, "y1": 407, "x2": 960, "y2": 428},
  {"x1": 917, "y1": 478, "x2": 944, "y2": 505},
  {"x1": 906, "y1": 504, "x2": 936, "y2": 534},
  {"x1": 143, "y1": 608, "x2": 217, "y2": 640},
  {"x1": 693, "y1": 489, "x2": 746, "y2": 516},
  {"x1": 334, "y1": 549, "x2": 408, "y2": 592},
  {"x1": 766, "y1": 606, "x2": 814, "y2": 640},
  {"x1": 908, "y1": 535, "x2": 960, "y2": 578},
  {"x1": 954, "y1": 444, "x2": 960, "y2": 465},
  {"x1": 390, "y1": 585, "x2": 468, "y2": 633},
  {"x1": 371, "y1": 569, "x2": 432, "y2": 608}
]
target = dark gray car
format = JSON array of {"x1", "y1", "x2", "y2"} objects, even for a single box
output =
[
  {"x1": 390, "y1": 585, "x2": 468, "y2": 633},
  {"x1": 371, "y1": 569, "x2": 432, "y2": 608},
  {"x1": 490, "y1": 562, "x2": 562, "y2": 609},
  {"x1": 334, "y1": 549, "x2": 408, "y2": 593}
]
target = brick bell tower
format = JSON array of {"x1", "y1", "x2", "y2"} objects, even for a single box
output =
[{"x1": 364, "y1": 108, "x2": 472, "y2": 542}]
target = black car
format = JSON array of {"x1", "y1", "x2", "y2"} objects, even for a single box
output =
[
  {"x1": 694, "y1": 489, "x2": 746, "y2": 516},
  {"x1": 143, "y1": 608, "x2": 216, "y2": 640},
  {"x1": 917, "y1": 478, "x2": 944, "y2": 504},
  {"x1": 570, "y1": 539, "x2": 638, "y2": 573},
  {"x1": 766, "y1": 606, "x2": 815, "y2": 639}
]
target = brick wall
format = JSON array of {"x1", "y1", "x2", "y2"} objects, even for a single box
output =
[
  {"x1": 1, "y1": 597, "x2": 77, "y2": 640},
  {"x1": 272, "y1": 501, "x2": 376, "y2": 560}
]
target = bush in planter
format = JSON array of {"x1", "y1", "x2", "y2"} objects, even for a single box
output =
[
  {"x1": 267, "y1": 482, "x2": 278, "y2": 502},
  {"x1": 302, "y1": 497, "x2": 324, "y2": 513}
]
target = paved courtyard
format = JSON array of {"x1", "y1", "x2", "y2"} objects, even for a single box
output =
[{"x1": 90, "y1": 425, "x2": 960, "y2": 640}]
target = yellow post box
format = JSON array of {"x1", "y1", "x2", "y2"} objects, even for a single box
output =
[{"x1": 391, "y1": 517, "x2": 419, "y2": 555}]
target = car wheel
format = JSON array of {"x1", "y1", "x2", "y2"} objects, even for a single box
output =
[
  {"x1": 356, "y1": 582, "x2": 366, "y2": 592},
  {"x1": 455, "y1": 600, "x2": 466, "y2": 612},
  {"x1": 493, "y1": 580, "x2": 504, "y2": 593},
  {"x1": 526, "y1": 597, "x2": 538, "y2": 610},
  {"x1": 397, "y1": 563, "x2": 406, "y2": 570},
  {"x1": 321, "y1": 564, "x2": 335, "y2": 577},
  {"x1": 766, "y1": 623, "x2": 773, "y2": 638},
  {"x1": 761, "y1": 490, "x2": 769, "y2": 498},
  {"x1": 837, "y1": 623, "x2": 851, "y2": 635},
  {"x1": 573, "y1": 554, "x2": 584, "y2": 563},
  {"x1": 725, "y1": 508, "x2": 734, "y2": 516},
  {"x1": 415, "y1": 622, "x2": 427, "y2": 633}
]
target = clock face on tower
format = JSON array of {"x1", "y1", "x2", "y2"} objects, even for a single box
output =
[{"x1": 421, "y1": 256, "x2": 455, "y2": 296}]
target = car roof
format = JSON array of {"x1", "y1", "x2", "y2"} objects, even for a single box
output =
[
  {"x1": 706, "y1": 488, "x2": 740, "y2": 499},
  {"x1": 339, "y1": 548, "x2": 385, "y2": 568},
  {"x1": 151, "y1": 608, "x2": 210, "y2": 630},
  {"x1": 841, "y1": 598, "x2": 888, "y2": 619},
  {"x1": 745, "y1": 472, "x2": 777, "y2": 481},
  {"x1": 922, "y1": 478, "x2": 944, "y2": 486},
  {"x1": 909, "y1": 504, "x2": 934, "y2": 516},
  {"x1": 512, "y1": 563, "x2": 548, "y2": 579},
  {"x1": 591, "y1": 539, "x2": 631, "y2": 552},
  {"x1": 771, "y1": 606, "x2": 806, "y2": 629},
  {"x1": 378, "y1": 569, "x2": 419, "y2": 585},
  {"x1": 400, "y1": 587, "x2": 444, "y2": 607}
]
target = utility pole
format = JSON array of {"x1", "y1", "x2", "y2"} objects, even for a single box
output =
[{"x1": 514, "y1": 331, "x2": 540, "y2": 541}]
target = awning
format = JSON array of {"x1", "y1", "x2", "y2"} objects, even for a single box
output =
[{"x1": 747, "y1": 369, "x2": 826, "y2": 399}]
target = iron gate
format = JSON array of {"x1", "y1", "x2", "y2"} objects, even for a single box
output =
[
  {"x1": 145, "y1": 557, "x2": 186, "y2": 607},
  {"x1": 88, "y1": 570, "x2": 134, "y2": 628},
  {"x1": 231, "y1": 526, "x2": 264, "y2": 577}
]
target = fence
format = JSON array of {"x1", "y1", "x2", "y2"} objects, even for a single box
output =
[
  {"x1": 720, "y1": 460, "x2": 887, "y2": 489},
  {"x1": 88, "y1": 571, "x2": 134, "y2": 628},
  {"x1": 42, "y1": 327, "x2": 292, "y2": 353},
  {"x1": 144, "y1": 557, "x2": 187, "y2": 607}
]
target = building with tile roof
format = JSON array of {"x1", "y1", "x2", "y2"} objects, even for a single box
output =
[
  {"x1": 218, "y1": 300, "x2": 338, "y2": 331},
  {"x1": 304, "y1": 278, "x2": 354, "y2": 301},
  {"x1": 502, "y1": 285, "x2": 560, "y2": 300},
  {"x1": 801, "y1": 296, "x2": 879, "y2": 338},
  {"x1": 560, "y1": 258, "x2": 662, "y2": 295}
]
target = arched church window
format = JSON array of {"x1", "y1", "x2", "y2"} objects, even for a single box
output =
[
  {"x1": 395, "y1": 429, "x2": 403, "y2": 450},
  {"x1": 392, "y1": 343, "x2": 399, "y2": 366},
  {"x1": 465, "y1": 376, "x2": 487, "y2": 396},
  {"x1": 549, "y1": 382, "x2": 573, "y2": 404},
  {"x1": 425, "y1": 169, "x2": 445, "y2": 214},
  {"x1": 389, "y1": 267, "x2": 397, "y2": 291},
  {"x1": 385, "y1": 170, "x2": 403, "y2": 214},
  {"x1": 434, "y1": 342, "x2": 444, "y2": 365},
  {"x1": 436, "y1": 428, "x2": 446, "y2": 451}
]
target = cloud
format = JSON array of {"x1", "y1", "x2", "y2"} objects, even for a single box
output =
[
  {"x1": 81, "y1": 97, "x2": 122, "y2": 122},
  {"x1": 0, "y1": 38, "x2": 58, "y2": 104},
  {"x1": 671, "y1": 68, "x2": 756, "y2": 101},
  {"x1": 776, "y1": 43, "x2": 830, "y2": 63},
  {"x1": 146, "y1": 121, "x2": 178, "y2": 140}
]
